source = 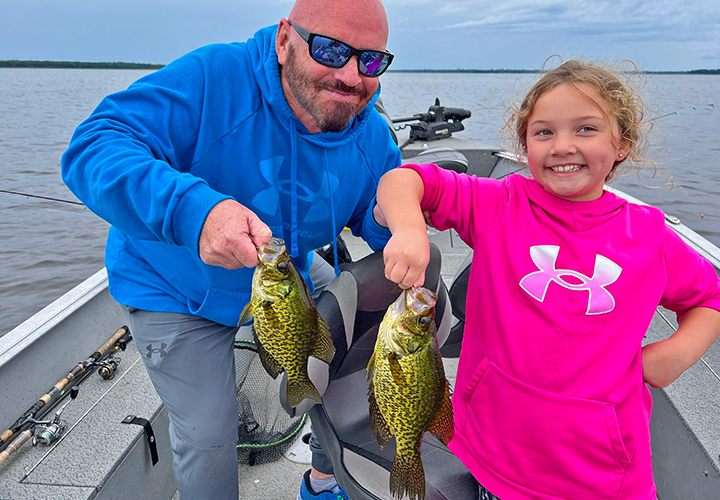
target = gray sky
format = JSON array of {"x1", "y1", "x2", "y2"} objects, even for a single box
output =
[{"x1": 2, "y1": 0, "x2": 718, "y2": 71}]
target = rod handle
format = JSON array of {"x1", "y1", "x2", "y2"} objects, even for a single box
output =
[{"x1": 0, "y1": 430, "x2": 32, "y2": 468}]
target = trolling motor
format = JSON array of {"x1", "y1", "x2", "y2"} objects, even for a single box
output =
[{"x1": 392, "y1": 98, "x2": 471, "y2": 143}]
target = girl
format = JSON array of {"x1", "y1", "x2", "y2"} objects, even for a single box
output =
[{"x1": 374, "y1": 60, "x2": 720, "y2": 500}]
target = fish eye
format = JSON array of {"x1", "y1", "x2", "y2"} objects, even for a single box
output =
[
  {"x1": 277, "y1": 261, "x2": 289, "y2": 272},
  {"x1": 419, "y1": 316, "x2": 430, "y2": 325}
]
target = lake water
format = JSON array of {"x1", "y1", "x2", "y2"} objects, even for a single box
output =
[{"x1": 0, "y1": 68, "x2": 718, "y2": 336}]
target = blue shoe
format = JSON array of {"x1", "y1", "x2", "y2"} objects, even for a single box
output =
[{"x1": 297, "y1": 469, "x2": 350, "y2": 500}]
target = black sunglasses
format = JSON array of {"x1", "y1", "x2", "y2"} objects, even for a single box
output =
[{"x1": 290, "y1": 22, "x2": 394, "y2": 77}]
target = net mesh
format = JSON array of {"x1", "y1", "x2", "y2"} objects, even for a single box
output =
[{"x1": 235, "y1": 339, "x2": 307, "y2": 466}]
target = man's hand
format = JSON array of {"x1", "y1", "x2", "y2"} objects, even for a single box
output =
[{"x1": 199, "y1": 199, "x2": 272, "y2": 269}]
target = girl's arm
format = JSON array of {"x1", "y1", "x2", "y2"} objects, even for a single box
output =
[
  {"x1": 376, "y1": 168, "x2": 430, "y2": 289},
  {"x1": 642, "y1": 306, "x2": 720, "y2": 388}
]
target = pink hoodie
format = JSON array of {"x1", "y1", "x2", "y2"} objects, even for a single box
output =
[{"x1": 405, "y1": 164, "x2": 720, "y2": 500}]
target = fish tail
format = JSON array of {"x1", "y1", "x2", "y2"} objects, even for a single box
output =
[
  {"x1": 286, "y1": 377, "x2": 322, "y2": 408},
  {"x1": 390, "y1": 451, "x2": 425, "y2": 500}
]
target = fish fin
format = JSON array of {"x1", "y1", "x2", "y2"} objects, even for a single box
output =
[
  {"x1": 367, "y1": 378, "x2": 392, "y2": 447},
  {"x1": 253, "y1": 330, "x2": 283, "y2": 379},
  {"x1": 286, "y1": 377, "x2": 322, "y2": 407},
  {"x1": 390, "y1": 451, "x2": 425, "y2": 500},
  {"x1": 238, "y1": 302, "x2": 254, "y2": 326},
  {"x1": 299, "y1": 270, "x2": 316, "y2": 305},
  {"x1": 427, "y1": 379, "x2": 455, "y2": 446},
  {"x1": 366, "y1": 351, "x2": 376, "y2": 380},
  {"x1": 388, "y1": 353, "x2": 406, "y2": 386},
  {"x1": 310, "y1": 315, "x2": 336, "y2": 365},
  {"x1": 261, "y1": 302, "x2": 283, "y2": 330}
]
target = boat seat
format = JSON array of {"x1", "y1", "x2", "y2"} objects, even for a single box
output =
[
  {"x1": 402, "y1": 146, "x2": 469, "y2": 174},
  {"x1": 308, "y1": 245, "x2": 478, "y2": 500},
  {"x1": 441, "y1": 251, "x2": 472, "y2": 358}
]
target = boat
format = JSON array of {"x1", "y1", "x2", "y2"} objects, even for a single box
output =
[{"x1": 0, "y1": 102, "x2": 718, "y2": 500}]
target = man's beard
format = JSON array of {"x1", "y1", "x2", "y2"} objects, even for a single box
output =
[{"x1": 284, "y1": 45, "x2": 372, "y2": 132}]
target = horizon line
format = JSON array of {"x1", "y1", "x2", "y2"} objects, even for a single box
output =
[{"x1": 1, "y1": 60, "x2": 719, "y2": 74}]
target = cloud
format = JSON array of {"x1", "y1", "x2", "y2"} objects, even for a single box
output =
[
  {"x1": 420, "y1": 0, "x2": 719, "y2": 44},
  {"x1": 1, "y1": 0, "x2": 717, "y2": 70}
]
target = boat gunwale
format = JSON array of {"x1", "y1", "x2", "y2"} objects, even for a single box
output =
[{"x1": 0, "y1": 268, "x2": 108, "y2": 370}]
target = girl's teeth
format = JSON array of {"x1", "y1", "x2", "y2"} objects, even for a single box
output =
[{"x1": 551, "y1": 165, "x2": 582, "y2": 173}]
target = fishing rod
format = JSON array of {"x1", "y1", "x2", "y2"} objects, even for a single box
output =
[
  {"x1": 0, "y1": 189, "x2": 85, "y2": 206},
  {"x1": 0, "y1": 325, "x2": 132, "y2": 467},
  {"x1": 21, "y1": 355, "x2": 144, "y2": 480}
]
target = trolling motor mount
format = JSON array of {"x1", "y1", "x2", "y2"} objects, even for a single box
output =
[{"x1": 392, "y1": 98, "x2": 472, "y2": 143}]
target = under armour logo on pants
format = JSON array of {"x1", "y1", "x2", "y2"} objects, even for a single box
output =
[
  {"x1": 146, "y1": 343, "x2": 168, "y2": 359},
  {"x1": 519, "y1": 245, "x2": 621, "y2": 315}
]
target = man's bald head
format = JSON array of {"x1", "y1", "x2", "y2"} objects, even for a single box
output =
[
  {"x1": 288, "y1": 0, "x2": 389, "y2": 51},
  {"x1": 276, "y1": 0, "x2": 390, "y2": 133}
]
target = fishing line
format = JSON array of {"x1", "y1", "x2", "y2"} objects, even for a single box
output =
[
  {"x1": 649, "y1": 112, "x2": 677, "y2": 122},
  {"x1": 20, "y1": 355, "x2": 143, "y2": 481},
  {"x1": 499, "y1": 166, "x2": 526, "y2": 179},
  {"x1": 648, "y1": 103, "x2": 716, "y2": 123},
  {"x1": 0, "y1": 201, "x2": 94, "y2": 219},
  {"x1": 0, "y1": 189, "x2": 85, "y2": 206},
  {"x1": 656, "y1": 309, "x2": 720, "y2": 384}
]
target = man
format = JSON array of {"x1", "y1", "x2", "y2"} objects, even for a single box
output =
[{"x1": 61, "y1": 1, "x2": 397, "y2": 499}]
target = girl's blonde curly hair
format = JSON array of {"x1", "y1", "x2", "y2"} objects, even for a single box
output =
[{"x1": 507, "y1": 58, "x2": 651, "y2": 181}]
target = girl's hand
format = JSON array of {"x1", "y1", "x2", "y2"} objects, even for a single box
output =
[
  {"x1": 377, "y1": 167, "x2": 429, "y2": 288},
  {"x1": 642, "y1": 307, "x2": 720, "y2": 388},
  {"x1": 383, "y1": 228, "x2": 430, "y2": 289}
]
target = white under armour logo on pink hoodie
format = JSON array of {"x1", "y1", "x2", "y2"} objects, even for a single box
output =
[{"x1": 519, "y1": 245, "x2": 622, "y2": 315}]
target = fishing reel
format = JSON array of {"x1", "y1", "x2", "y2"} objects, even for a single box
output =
[
  {"x1": 32, "y1": 419, "x2": 66, "y2": 446},
  {"x1": 392, "y1": 98, "x2": 472, "y2": 143},
  {"x1": 85, "y1": 353, "x2": 122, "y2": 380},
  {"x1": 94, "y1": 333, "x2": 130, "y2": 379},
  {"x1": 97, "y1": 356, "x2": 121, "y2": 380},
  {"x1": 29, "y1": 386, "x2": 79, "y2": 446}
]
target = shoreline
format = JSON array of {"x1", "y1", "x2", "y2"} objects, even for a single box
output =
[
  {"x1": 1, "y1": 61, "x2": 718, "y2": 74},
  {"x1": 0, "y1": 60, "x2": 164, "y2": 70}
]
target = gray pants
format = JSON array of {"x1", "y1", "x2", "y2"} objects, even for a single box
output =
[{"x1": 124, "y1": 253, "x2": 336, "y2": 500}]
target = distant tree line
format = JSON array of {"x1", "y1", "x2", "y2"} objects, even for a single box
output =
[
  {"x1": 389, "y1": 69, "x2": 539, "y2": 74},
  {"x1": 0, "y1": 60, "x2": 164, "y2": 69},
  {"x1": 1, "y1": 60, "x2": 717, "y2": 74},
  {"x1": 388, "y1": 68, "x2": 720, "y2": 75}
]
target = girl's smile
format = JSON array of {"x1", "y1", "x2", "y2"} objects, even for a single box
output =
[{"x1": 526, "y1": 82, "x2": 628, "y2": 202}]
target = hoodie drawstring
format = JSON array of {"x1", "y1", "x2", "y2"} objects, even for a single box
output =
[
  {"x1": 289, "y1": 126, "x2": 299, "y2": 258},
  {"x1": 324, "y1": 150, "x2": 340, "y2": 277}
]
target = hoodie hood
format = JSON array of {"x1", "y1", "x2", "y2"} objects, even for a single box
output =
[
  {"x1": 242, "y1": 24, "x2": 385, "y2": 264},
  {"x1": 524, "y1": 177, "x2": 628, "y2": 233},
  {"x1": 246, "y1": 25, "x2": 382, "y2": 147}
]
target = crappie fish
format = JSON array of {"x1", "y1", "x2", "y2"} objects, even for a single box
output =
[
  {"x1": 239, "y1": 237, "x2": 335, "y2": 408},
  {"x1": 367, "y1": 287, "x2": 454, "y2": 500}
]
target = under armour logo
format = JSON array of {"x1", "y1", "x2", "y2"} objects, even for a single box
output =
[
  {"x1": 519, "y1": 245, "x2": 621, "y2": 315},
  {"x1": 146, "y1": 343, "x2": 168, "y2": 359},
  {"x1": 250, "y1": 156, "x2": 339, "y2": 222}
]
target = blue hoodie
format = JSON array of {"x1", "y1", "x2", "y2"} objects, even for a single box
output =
[{"x1": 61, "y1": 25, "x2": 401, "y2": 326}]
